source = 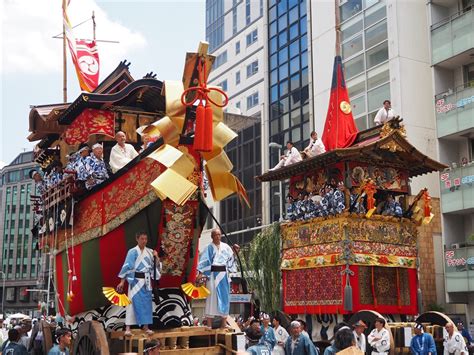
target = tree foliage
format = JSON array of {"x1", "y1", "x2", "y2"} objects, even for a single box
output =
[{"x1": 243, "y1": 223, "x2": 282, "y2": 313}]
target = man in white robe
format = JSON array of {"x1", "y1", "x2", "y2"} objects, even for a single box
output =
[
  {"x1": 273, "y1": 314, "x2": 289, "y2": 355},
  {"x1": 109, "y1": 131, "x2": 139, "y2": 173},
  {"x1": 117, "y1": 232, "x2": 161, "y2": 336},
  {"x1": 197, "y1": 228, "x2": 239, "y2": 328},
  {"x1": 270, "y1": 141, "x2": 302, "y2": 171},
  {"x1": 352, "y1": 320, "x2": 367, "y2": 353},
  {"x1": 304, "y1": 131, "x2": 326, "y2": 158},
  {"x1": 444, "y1": 322, "x2": 468, "y2": 355},
  {"x1": 373, "y1": 100, "x2": 395, "y2": 125},
  {"x1": 367, "y1": 317, "x2": 390, "y2": 355}
]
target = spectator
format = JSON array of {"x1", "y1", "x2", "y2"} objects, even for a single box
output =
[
  {"x1": 2, "y1": 328, "x2": 28, "y2": 355},
  {"x1": 48, "y1": 328, "x2": 72, "y2": 355},
  {"x1": 324, "y1": 328, "x2": 355, "y2": 355}
]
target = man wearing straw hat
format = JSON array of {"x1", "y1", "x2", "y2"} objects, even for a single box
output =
[{"x1": 352, "y1": 320, "x2": 367, "y2": 353}]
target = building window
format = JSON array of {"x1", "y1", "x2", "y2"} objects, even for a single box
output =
[
  {"x1": 246, "y1": 60, "x2": 259, "y2": 78},
  {"x1": 232, "y1": 5, "x2": 237, "y2": 35},
  {"x1": 235, "y1": 71, "x2": 241, "y2": 85},
  {"x1": 463, "y1": 62, "x2": 474, "y2": 87},
  {"x1": 246, "y1": 29, "x2": 258, "y2": 47},
  {"x1": 236, "y1": 101, "x2": 241, "y2": 110},
  {"x1": 246, "y1": 0, "x2": 251, "y2": 25},
  {"x1": 247, "y1": 92, "x2": 259, "y2": 109},
  {"x1": 206, "y1": 0, "x2": 224, "y2": 51},
  {"x1": 235, "y1": 41, "x2": 240, "y2": 55},
  {"x1": 341, "y1": 1, "x2": 389, "y2": 130},
  {"x1": 218, "y1": 79, "x2": 228, "y2": 91},
  {"x1": 214, "y1": 51, "x2": 228, "y2": 69}
]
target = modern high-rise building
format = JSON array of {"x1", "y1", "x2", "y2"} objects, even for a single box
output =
[
  {"x1": 429, "y1": 0, "x2": 474, "y2": 321},
  {"x1": 205, "y1": 0, "x2": 265, "y2": 244},
  {"x1": 0, "y1": 151, "x2": 40, "y2": 315},
  {"x1": 205, "y1": 0, "x2": 449, "y2": 312}
]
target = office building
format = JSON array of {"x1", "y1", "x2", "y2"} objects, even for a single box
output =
[
  {"x1": 205, "y1": 0, "x2": 265, "y2": 243},
  {"x1": 429, "y1": 0, "x2": 474, "y2": 321},
  {"x1": 0, "y1": 152, "x2": 40, "y2": 315}
]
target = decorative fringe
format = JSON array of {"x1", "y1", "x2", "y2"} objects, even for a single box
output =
[
  {"x1": 203, "y1": 104, "x2": 214, "y2": 152},
  {"x1": 417, "y1": 288, "x2": 423, "y2": 314},
  {"x1": 343, "y1": 284, "x2": 353, "y2": 312},
  {"x1": 193, "y1": 104, "x2": 206, "y2": 151}
]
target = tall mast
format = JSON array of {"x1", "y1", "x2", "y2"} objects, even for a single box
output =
[
  {"x1": 62, "y1": 22, "x2": 67, "y2": 103},
  {"x1": 335, "y1": 0, "x2": 341, "y2": 55},
  {"x1": 92, "y1": 11, "x2": 96, "y2": 41}
]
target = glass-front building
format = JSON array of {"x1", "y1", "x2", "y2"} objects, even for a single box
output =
[
  {"x1": 0, "y1": 152, "x2": 40, "y2": 314},
  {"x1": 340, "y1": 0, "x2": 390, "y2": 131},
  {"x1": 268, "y1": 0, "x2": 309, "y2": 221}
]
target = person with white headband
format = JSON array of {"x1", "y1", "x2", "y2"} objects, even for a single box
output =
[
  {"x1": 410, "y1": 323, "x2": 436, "y2": 355},
  {"x1": 259, "y1": 312, "x2": 276, "y2": 351},
  {"x1": 84, "y1": 143, "x2": 109, "y2": 190}
]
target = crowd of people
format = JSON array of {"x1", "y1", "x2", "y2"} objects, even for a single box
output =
[
  {"x1": 285, "y1": 184, "x2": 403, "y2": 222},
  {"x1": 0, "y1": 315, "x2": 72, "y2": 355},
  {"x1": 231, "y1": 314, "x2": 471, "y2": 355}
]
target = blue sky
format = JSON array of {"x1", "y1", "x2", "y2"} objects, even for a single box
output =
[{"x1": 0, "y1": 0, "x2": 205, "y2": 167}]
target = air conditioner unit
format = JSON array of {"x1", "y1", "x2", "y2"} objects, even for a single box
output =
[{"x1": 451, "y1": 243, "x2": 466, "y2": 249}]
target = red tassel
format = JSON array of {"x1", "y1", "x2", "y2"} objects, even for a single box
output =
[
  {"x1": 193, "y1": 103, "x2": 206, "y2": 151},
  {"x1": 202, "y1": 104, "x2": 214, "y2": 152}
]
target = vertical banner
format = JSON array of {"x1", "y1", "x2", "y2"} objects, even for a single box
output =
[{"x1": 62, "y1": 0, "x2": 100, "y2": 92}]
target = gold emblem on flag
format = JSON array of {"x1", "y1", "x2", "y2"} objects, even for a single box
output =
[{"x1": 340, "y1": 101, "x2": 351, "y2": 114}]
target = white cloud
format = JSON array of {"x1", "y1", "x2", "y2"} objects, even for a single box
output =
[
  {"x1": 1, "y1": 0, "x2": 147, "y2": 78},
  {"x1": 0, "y1": 161, "x2": 5, "y2": 170}
]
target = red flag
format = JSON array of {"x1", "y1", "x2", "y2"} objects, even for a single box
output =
[
  {"x1": 321, "y1": 56, "x2": 358, "y2": 151},
  {"x1": 63, "y1": 0, "x2": 100, "y2": 92},
  {"x1": 63, "y1": 109, "x2": 115, "y2": 144},
  {"x1": 75, "y1": 40, "x2": 100, "y2": 91}
]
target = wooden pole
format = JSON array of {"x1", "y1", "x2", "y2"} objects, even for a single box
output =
[
  {"x1": 62, "y1": 22, "x2": 67, "y2": 103},
  {"x1": 92, "y1": 11, "x2": 96, "y2": 41},
  {"x1": 335, "y1": 0, "x2": 341, "y2": 55}
]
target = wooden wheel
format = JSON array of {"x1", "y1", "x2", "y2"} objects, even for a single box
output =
[
  {"x1": 348, "y1": 310, "x2": 395, "y2": 355},
  {"x1": 40, "y1": 320, "x2": 55, "y2": 354},
  {"x1": 73, "y1": 321, "x2": 109, "y2": 355}
]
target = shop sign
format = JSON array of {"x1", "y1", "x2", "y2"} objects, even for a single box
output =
[
  {"x1": 436, "y1": 95, "x2": 474, "y2": 114},
  {"x1": 445, "y1": 250, "x2": 474, "y2": 268}
]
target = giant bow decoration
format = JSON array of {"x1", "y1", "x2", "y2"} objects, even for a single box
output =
[{"x1": 143, "y1": 43, "x2": 250, "y2": 207}]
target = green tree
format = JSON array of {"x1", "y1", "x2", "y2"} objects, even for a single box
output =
[{"x1": 243, "y1": 223, "x2": 282, "y2": 313}]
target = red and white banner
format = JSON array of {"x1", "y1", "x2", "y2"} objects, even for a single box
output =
[
  {"x1": 62, "y1": 0, "x2": 100, "y2": 92},
  {"x1": 75, "y1": 39, "x2": 100, "y2": 91}
]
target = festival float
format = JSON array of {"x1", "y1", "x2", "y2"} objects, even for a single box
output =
[
  {"x1": 27, "y1": 42, "x2": 248, "y2": 354},
  {"x1": 257, "y1": 56, "x2": 452, "y2": 353}
]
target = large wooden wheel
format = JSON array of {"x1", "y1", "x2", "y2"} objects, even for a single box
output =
[
  {"x1": 40, "y1": 320, "x2": 55, "y2": 354},
  {"x1": 72, "y1": 321, "x2": 109, "y2": 355}
]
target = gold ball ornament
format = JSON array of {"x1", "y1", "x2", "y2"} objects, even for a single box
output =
[{"x1": 340, "y1": 101, "x2": 352, "y2": 114}]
